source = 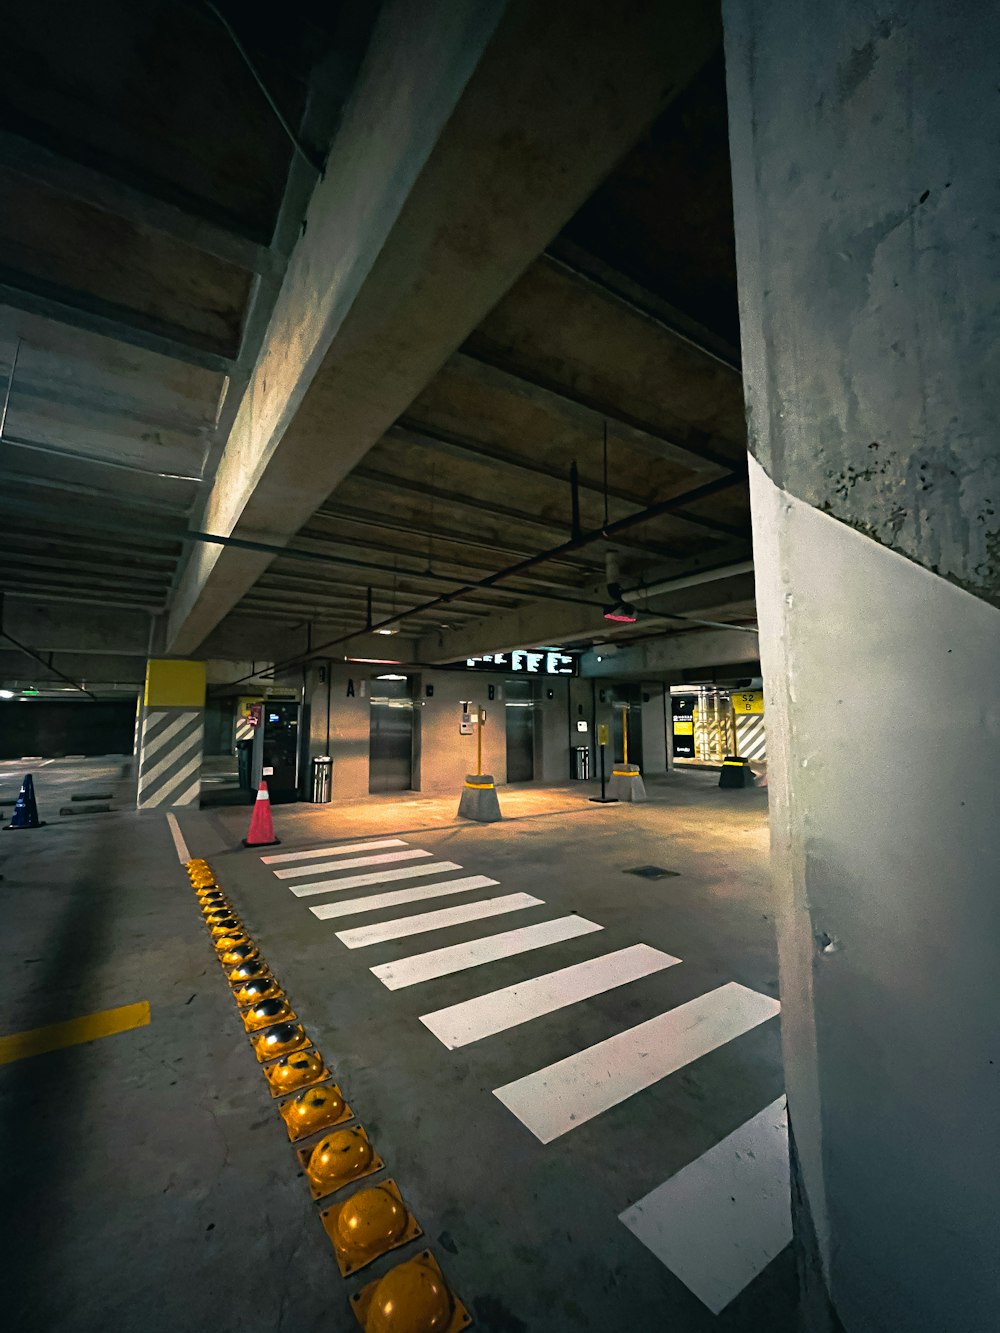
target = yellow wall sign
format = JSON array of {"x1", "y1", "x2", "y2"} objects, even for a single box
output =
[
  {"x1": 673, "y1": 721, "x2": 694, "y2": 735},
  {"x1": 732, "y1": 690, "x2": 764, "y2": 715},
  {"x1": 597, "y1": 723, "x2": 610, "y2": 746}
]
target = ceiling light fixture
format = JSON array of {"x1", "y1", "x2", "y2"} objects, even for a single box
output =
[
  {"x1": 374, "y1": 628, "x2": 398, "y2": 636},
  {"x1": 602, "y1": 581, "x2": 637, "y2": 623}
]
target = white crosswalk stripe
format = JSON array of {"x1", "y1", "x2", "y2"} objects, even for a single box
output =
[
  {"x1": 370, "y1": 915, "x2": 604, "y2": 991},
  {"x1": 419, "y1": 944, "x2": 682, "y2": 1049},
  {"x1": 288, "y1": 861, "x2": 464, "y2": 898},
  {"x1": 336, "y1": 893, "x2": 544, "y2": 949},
  {"x1": 273, "y1": 849, "x2": 430, "y2": 879},
  {"x1": 619, "y1": 1096, "x2": 791, "y2": 1314},
  {"x1": 262, "y1": 839, "x2": 408, "y2": 864},
  {"x1": 310, "y1": 876, "x2": 499, "y2": 921},
  {"x1": 493, "y1": 982, "x2": 780, "y2": 1144}
]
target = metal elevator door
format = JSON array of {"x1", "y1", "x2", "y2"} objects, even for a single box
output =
[
  {"x1": 505, "y1": 681, "x2": 535, "y2": 783},
  {"x1": 369, "y1": 678, "x2": 413, "y2": 794}
]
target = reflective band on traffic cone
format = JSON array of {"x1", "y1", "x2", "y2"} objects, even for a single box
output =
[
  {"x1": 242, "y1": 781, "x2": 280, "y2": 848},
  {"x1": 5, "y1": 773, "x2": 45, "y2": 830}
]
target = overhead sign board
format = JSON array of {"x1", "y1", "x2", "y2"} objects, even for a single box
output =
[{"x1": 460, "y1": 650, "x2": 576, "y2": 676}]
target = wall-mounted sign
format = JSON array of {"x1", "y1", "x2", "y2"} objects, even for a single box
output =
[
  {"x1": 597, "y1": 723, "x2": 609, "y2": 747},
  {"x1": 576, "y1": 720, "x2": 588, "y2": 733},
  {"x1": 671, "y1": 694, "x2": 698, "y2": 759},
  {"x1": 246, "y1": 703, "x2": 263, "y2": 729},
  {"x1": 731, "y1": 690, "x2": 764, "y2": 715},
  {"x1": 460, "y1": 650, "x2": 576, "y2": 676}
]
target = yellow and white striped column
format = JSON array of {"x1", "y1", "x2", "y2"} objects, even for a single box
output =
[{"x1": 137, "y1": 660, "x2": 206, "y2": 810}]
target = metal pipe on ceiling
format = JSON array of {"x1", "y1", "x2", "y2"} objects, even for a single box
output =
[
  {"x1": 625, "y1": 559, "x2": 755, "y2": 600},
  {"x1": 217, "y1": 470, "x2": 747, "y2": 688}
]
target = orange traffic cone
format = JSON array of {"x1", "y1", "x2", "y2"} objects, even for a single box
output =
[{"x1": 242, "y1": 781, "x2": 280, "y2": 848}]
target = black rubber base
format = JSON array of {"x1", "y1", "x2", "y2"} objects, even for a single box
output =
[
  {"x1": 242, "y1": 837, "x2": 281, "y2": 847},
  {"x1": 588, "y1": 798, "x2": 619, "y2": 804}
]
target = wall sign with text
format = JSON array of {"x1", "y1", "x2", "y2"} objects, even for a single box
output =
[
  {"x1": 459, "y1": 650, "x2": 576, "y2": 676},
  {"x1": 731, "y1": 690, "x2": 764, "y2": 715},
  {"x1": 671, "y1": 694, "x2": 698, "y2": 759}
]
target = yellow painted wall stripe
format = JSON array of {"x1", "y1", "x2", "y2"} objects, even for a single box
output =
[{"x1": 0, "y1": 1001, "x2": 151, "y2": 1065}]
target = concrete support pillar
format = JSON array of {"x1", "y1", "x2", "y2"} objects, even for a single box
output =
[
  {"x1": 136, "y1": 659, "x2": 206, "y2": 810},
  {"x1": 723, "y1": 4, "x2": 1000, "y2": 1330}
]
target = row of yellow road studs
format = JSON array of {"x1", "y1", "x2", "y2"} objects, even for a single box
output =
[{"x1": 184, "y1": 858, "x2": 472, "y2": 1332}]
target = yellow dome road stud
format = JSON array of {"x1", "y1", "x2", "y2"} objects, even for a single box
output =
[
  {"x1": 242, "y1": 997, "x2": 296, "y2": 1033},
  {"x1": 221, "y1": 942, "x2": 260, "y2": 968},
  {"x1": 209, "y1": 919, "x2": 242, "y2": 939},
  {"x1": 279, "y1": 1082, "x2": 352, "y2": 1142},
  {"x1": 321, "y1": 1179, "x2": 422, "y2": 1277},
  {"x1": 234, "y1": 976, "x2": 282, "y2": 1008},
  {"x1": 205, "y1": 906, "x2": 237, "y2": 924},
  {"x1": 228, "y1": 958, "x2": 269, "y2": 986},
  {"x1": 263, "y1": 1047, "x2": 330, "y2": 1098},
  {"x1": 191, "y1": 873, "x2": 216, "y2": 887},
  {"x1": 197, "y1": 889, "x2": 225, "y2": 905},
  {"x1": 201, "y1": 897, "x2": 231, "y2": 914},
  {"x1": 209, "y1": 919, "x2": 242, "y2": 936},
  {"x1": 251, "y1": 1021, "x2": 310, "y2": 1063},
  {"x1": 298, "y1": 1125, "x2": 382, "y2": 1201},
  {"x1": 351, "y1": 1250, "x2": 471, "y2": 1332},
  {"x1": 213, "y1": 934, "x2": 251, "y2": 956}
]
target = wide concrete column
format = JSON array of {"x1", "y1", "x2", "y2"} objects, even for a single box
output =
[
  {"x1": 136, "y1": 660, "x2": 206, "y2": 809},
  {"x1": 723, "y1": 4, "x2": 1000, "y2": 1330}
]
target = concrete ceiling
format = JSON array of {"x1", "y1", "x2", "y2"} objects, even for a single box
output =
[{"x1": 0, "y1": 1, "x2": 757, "y2": 693}]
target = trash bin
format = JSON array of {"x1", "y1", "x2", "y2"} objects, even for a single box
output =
[
  {"x1": 310, "y1": 755, "x2": 333, "y2": 803},
  {"x1": 235, "y1": 738, "x2": 253, "y2": 790},
  {"x1": 571, "y1": 745, "x2": 591, "y2": 780}
]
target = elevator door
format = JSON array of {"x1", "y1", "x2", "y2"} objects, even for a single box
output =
[
  {"x1": 505, "y1": 682, "x2": 535, "y2": 783},
  {"x1": 369, "y1": 678, "x2": 413, "y2": 793}
]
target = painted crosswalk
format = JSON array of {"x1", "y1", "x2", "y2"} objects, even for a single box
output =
[
  {"x1": 287, "y1": 861, "x2": 464, "y2": 898},
  {"x1": 260, "y1": 831, "x2": 788, "y2": 1311},
  {"x1": 493, "y1": 982, "x2": 780, "y2": 1144},
  {"x1": 309, "y1": 875, "x2": 499, "y2": 921},
  {"x1": 273, "y1": 848, "x2": 430, "y2": 878},
  {"x1": 419, "y1": 944, "x2": 681, "y2": 1050},
  {"x1": 335, "y1": 892, "x2": 544, "y2": 949},
  {"x1": 620, "y1": 1096, "x2": 791, "y2": 1314},
  {"x1": 262, "y1": 838, "x2": 409, "y2": 864},
  {"x1": 370, "y1": 915, "x2": 604, "y2": 991}
]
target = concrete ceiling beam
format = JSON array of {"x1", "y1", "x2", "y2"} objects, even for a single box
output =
[
  {"x1": 0, "y1": 274, "x2": 236, "y2": 374},
  {"x1": 416, "y1": 572, "x2": 757, "y2": 663},
  {"x1": 0, "y1": 129, "x2": 280, "y2": 277},
  {"x1": 310, "y1": 506, "x2": 604, "y2": 575},
  {"x1": 579, "y1": 627, "x2": 759, "y2": 677},
  {"x1": 166, "y1": 0, "x2": 722, "y2": 654},
  {"x1": 1, "y1": 598, "x2": 153, "y2": 654}
]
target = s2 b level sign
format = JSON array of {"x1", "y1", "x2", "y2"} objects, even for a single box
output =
[{"x1": 732, "y1": 690, "x2": 764, "y2": 715}]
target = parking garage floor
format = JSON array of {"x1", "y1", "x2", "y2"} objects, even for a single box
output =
[{"x1": 1, "y1": 762, "x2": 796, "y2": 1331}]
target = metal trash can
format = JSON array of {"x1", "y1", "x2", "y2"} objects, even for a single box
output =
[
  {"x1": 310, "y1": 755, "x2": 333, "y2": 803},
  {"x1": 571, "y1": 745, "x2": 591, "y2": 780}
]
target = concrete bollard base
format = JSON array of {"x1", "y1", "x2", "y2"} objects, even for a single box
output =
[
  {"x1": 457, "y1": 774, "x2": 503, "y2": 822},
  {"x1": 608, "y1": 763, "x2": 647, "y2": 802}
]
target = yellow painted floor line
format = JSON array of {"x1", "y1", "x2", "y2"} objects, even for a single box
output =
[{"x1": 0, "y1": 1001, "x2": 151, "y2": 1065}]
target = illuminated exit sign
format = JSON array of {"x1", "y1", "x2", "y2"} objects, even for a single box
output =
[{"x1": 461, "y1": 650, "x2": 577, "y2": 676}]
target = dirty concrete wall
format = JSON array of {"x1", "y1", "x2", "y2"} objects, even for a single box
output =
[{"x1": 724, "y1": 2, "x2": 1000, "y2": 1329}]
